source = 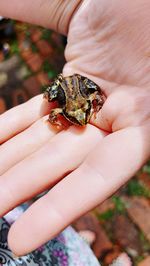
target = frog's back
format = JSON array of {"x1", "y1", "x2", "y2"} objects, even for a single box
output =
[{"x1": 62, "y1": 75, "x2": 87, "y2": 112}]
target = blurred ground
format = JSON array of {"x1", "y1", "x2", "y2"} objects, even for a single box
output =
[{"x1": 0, "y1": 20, "x2": 150, "y2": 266}]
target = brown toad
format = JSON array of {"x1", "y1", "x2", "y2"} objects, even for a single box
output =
[{"x1": 43, "y1": 74, "x2": 105, "y2": 126}]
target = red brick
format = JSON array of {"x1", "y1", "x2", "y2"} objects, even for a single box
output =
[
  {"x1": 26, "y1": 53, "x2": 43, "y2": 72},
  {"x1": 0, "y1": 52, "x2": 4, "y2": 62},
  {"x1": 138, "y1": 173, "x2": 150, "y2": 190},
  {"x1": 138, "y1": 256, "x2": 150, "y2": 266},
  {"x1": 20, "y1": 49, "x2": 33, "y2": 61},
  {"x1": 23, "y1": 76, "x2": 41, "y2": 97},
  {"x1": 126, "y1": 197, "x2": 150, "y2": 241},
  {"x1": 103, "y1": 247, "x2": 121, "y2": 265},
  {"x1": 72, "y1": 212, "x2": 112, "y2": 257},
  {"x1": 12, "y1": 88, "x2": 29, "y2": 107},
  {"x1": 16, "y1": 31, "x2": 26, "y2": 42},
  {"x1": 112, "y1": 214, "x2": 141, "y2": 253},
  {"x1": 30, "y1": 28, "x2": 42, "y2": 43},
  {"x1": 36, "y1": 72, "x2": 49, "y2": 86},
  {"x1": 36, "y1": 40, "x2": 53, "y2": 57},
  {"x1": 0, "y1": 97, "x2": 7, "y2": 114},
  {"x1": 51, "y1": 32, "x2": 63, "y2": 47}
]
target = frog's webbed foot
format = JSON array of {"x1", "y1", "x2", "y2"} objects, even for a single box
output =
[
  {"x1": 90, "y1": 93, "x2": 105, "y2": 113},
  {"x1": 49, "y1": 108, "x2": 63, "y2": 127}
]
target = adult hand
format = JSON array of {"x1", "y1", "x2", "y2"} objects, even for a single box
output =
[{"x1": 0, "y1": 0, "x2": 150, "y2": 256}]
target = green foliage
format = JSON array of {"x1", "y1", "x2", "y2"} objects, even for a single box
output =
[
  {"x1": 97, "y1": 196, "x2": 126, "y2": 221},
  {"x1": 139, "y1": 231, "x2": 146, "y2": 242},
  {"x1": 41, "y1": 29, "x2": 52, "y2": 41},
  {"x1": 10, "y1": 40, "x2": 19, "y2": 54},
  {"x1": 31, "y1": 43, "x2": 38, "y2": 53},
  {"x1": 143, "y1": 161, "x2": 150, "y2": 174},
  {"x1": 43, "y1": 59, "x2": 52, "y2": 72},
  {"x1": 43, "y1": 60, "x2": 57, "y2": 78},
  {"x1": 47, "y1": 70, "x2": 57, "y2": 79},
  {"x1": 126, "y1": 179, "x2": 150, "y2": 198},
  {"x1": 135, "y1": 256, "x2": 145, "y2": 264},
  {"x1": 98, "y1": 209, "x2": 114, "y2": 221},
  {"x1": 139, "y1": 231, "x2": 150, "y2": 251},
  {"x1": 112, "y1": 196, "x2": 126, "y2": 213},
  {"x1": 25, "y1": 30, "x2": 31, "y2": 38}
]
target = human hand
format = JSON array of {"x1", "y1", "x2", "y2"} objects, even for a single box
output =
[{"x1": 0, "y1": 0, "x2": 150, "y2": 256}]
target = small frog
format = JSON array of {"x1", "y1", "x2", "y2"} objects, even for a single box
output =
[{"x1": 43, "y1": 74, "x2": 105, "y2": 127}]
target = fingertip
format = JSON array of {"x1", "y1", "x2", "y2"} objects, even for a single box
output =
[
  {"x1": 8, "y1": 224, "x2": 22, "y2": 257},
  {"x1": 8, "y1": 219, "x2": 31, "y2": 257}
]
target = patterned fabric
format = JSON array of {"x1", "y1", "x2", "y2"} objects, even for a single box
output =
[{"x1": 0, "y1": 204, "x2": 100, "y2": 266}]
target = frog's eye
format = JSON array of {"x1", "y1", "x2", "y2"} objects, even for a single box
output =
[
  {"x1": 80, "y1": 81, "x2": 95, "y2": 97},
  {"x1": 43, "y1": 83, "x2": 59, "y2": 101},
  {"x1": 86, "y1": 81, "x2": 97, "y2": 91},
  {"x1": 51, "y1": 83, "x2": 59, "y2": 93},
  {"x1": 87, "y1": 86, "x2": 97, "y2": 94}
]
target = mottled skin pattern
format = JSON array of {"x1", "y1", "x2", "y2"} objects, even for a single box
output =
[{"x1": 43, "y1": 74, "x2": 105, "y2": 126}]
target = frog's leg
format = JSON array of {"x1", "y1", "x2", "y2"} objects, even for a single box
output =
[
  {"x1": 49, "y1": 108, "x2": 63, "y2": 126},
  {"x1": 87, "y1": 92, "x2": 104, "y2": 120},
  {"x1": 89, "y1": 92, "x2": 104, "y2": 113}
]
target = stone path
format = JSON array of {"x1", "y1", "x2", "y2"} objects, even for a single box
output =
[
  {"x1": 0, "y1": 22, "x2": 65, "y2": 112},
  {"x1": 0, "y1": 21, "x2": 150, "y2": 266}
]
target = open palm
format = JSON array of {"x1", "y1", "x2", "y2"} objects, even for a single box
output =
[
  {"x1": 0, "y1": 0, "x2": 150, "y2": 256},
  {"x1": 65, "y1": 0, "x2": 150, "y2": 89}
]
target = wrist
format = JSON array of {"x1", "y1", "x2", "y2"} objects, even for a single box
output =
[
  {"x1": 0, "y1": 0, "x2": 82, "y2": 35},
  {"x1": 50, "y1": 0, "x2": 83, "y2": 35}
]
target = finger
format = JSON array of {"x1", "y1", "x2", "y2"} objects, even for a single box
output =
[
  {"x1": 0, "y1": 94, "x2": 52, "y2": 144},
  {"x1": 90, "y1": 86, "x2": 150, "y2": 132},
  {"x1": 0, "y1": 115, "x2": 60, "y2": 175},
  {"x1": 0, "y1": 125, "x2": 106, "y2": 216},
  {"x1": 8, "y1": 124, "x2": 150, "y2": 255}
]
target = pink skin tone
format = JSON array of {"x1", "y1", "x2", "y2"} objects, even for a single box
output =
[
  {"x1": 0, "y1": 0, "x2": 150, "y2": 256},
  {"x1": 112, "y1": 253, "x2": 132, "y2": 266}
]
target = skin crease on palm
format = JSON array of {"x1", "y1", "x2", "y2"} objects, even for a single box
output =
[{"x1": 0, "y1": 0, "x2": 150, "y2": 256}]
